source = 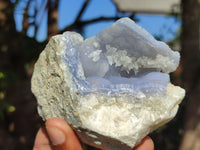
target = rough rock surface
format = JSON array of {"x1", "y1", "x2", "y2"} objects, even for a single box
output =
[{"x1": 31, "y1": 18, "x2": 185, "y2": 149}]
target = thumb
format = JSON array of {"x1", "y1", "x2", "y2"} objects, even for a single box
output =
[{"x1": 45, "y1": 117, "x2": 82, "y2": 150}]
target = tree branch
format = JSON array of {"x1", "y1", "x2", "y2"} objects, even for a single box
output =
[
  {"x1": 22, "y1": 0, "x2": 31, "y2": 34},
  {"x1": 47, "y1": 0, "x2": 59, "y2": 36},
  {"x1": 58, "y1": 16, "x2": 120, "y2": 34},
  {"x1": 75, "y1": 0, "x2": 90, "y2": 23}
]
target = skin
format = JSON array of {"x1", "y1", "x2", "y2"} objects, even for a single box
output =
[{"x1": 33, "y1": 117, "x2": 154, "y2": 150}]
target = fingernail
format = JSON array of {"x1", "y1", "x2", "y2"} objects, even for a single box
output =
[{"x1": 46, "y1": 127, "x2": 66, "y2": 145}]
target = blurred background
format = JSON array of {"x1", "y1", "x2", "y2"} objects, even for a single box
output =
[{"x1": 0, "y1": 0, "x2": 199, "y2": 149}]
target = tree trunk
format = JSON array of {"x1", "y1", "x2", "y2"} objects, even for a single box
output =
[{"x1": 180, "y1": 0, "x2": 200, "y2": 150}]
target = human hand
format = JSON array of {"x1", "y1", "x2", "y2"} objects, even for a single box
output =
[{"x1": 33, "y1": 117, "x2": 154, "y2": 150}]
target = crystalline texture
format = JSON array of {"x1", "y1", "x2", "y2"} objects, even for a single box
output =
[
  {"x1": 31, "y1": 18, "x2": 185, "y2": 150},
  {"x1": 78, "y1": 18, "x2": 179, "y2": 78}
]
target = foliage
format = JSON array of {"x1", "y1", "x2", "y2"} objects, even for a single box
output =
[
  {"x1": 0, "y1": 70, "x2": 16, "y2": 119},
  {"x1": 0, "y1": 1, "x2": 46, "y2": 149}
]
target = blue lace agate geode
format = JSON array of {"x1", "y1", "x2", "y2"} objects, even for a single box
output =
[{"x1": 31, "y1": 18, "x2": 185, "y2": 150}]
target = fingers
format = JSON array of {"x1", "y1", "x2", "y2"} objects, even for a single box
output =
[
  {"x1": 133, "y1": 136, "x2": 154, "y2": 150},
  {"x1": 33, "y1": 117, "x2": 82, "y2": 150},
  {"x1": 45, "y1": 117, "x2": 82, "y2": 150},
  {"x1": 33, "y1": 128, "x2": 53, "y2": 150}
]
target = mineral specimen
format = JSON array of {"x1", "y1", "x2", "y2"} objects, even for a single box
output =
[{"x1": 31, "y1": 18, "x2": 185, "y2": 150}]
